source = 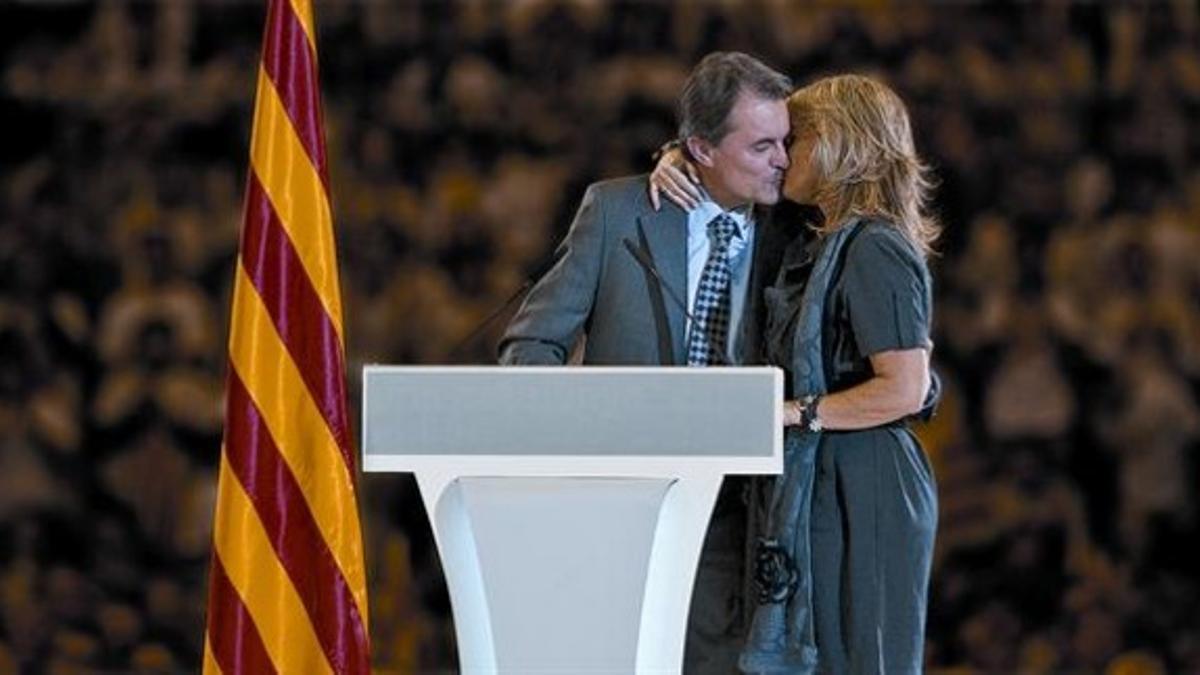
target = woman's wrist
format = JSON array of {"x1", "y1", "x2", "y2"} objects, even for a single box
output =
[{"x1": 652, "y1": 138, "x2": 682, "y2": 162}]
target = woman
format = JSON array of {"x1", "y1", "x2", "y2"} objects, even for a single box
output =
[{"x1": 652, "y1": 74, "x2": 939, "y2": 674}]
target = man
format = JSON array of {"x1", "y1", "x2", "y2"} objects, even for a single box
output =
[
  {"x1": 499, "y1": 51, "x2": 791, "y2": 367},
  {"x1": 498, "y1": 52, "x2": 792, "y2": 673}
]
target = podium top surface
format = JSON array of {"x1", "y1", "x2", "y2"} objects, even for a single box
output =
[{"x1": 361, "y1": 366, "x2": 782, "y2": 476}]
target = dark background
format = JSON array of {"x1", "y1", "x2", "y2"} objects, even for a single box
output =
[{"x1": 2, "y1": 1, "x2": 1199, "y2": 672}]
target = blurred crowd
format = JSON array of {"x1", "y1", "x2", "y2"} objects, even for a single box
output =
[{"x1": 2, "y1": 1, "x2": 1199, "y2": 672}]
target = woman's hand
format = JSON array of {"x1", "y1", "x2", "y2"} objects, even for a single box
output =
[
  {"x1": 649, "y1": 146, "x2": 703, "y2": 211},
  {"x1": 783, "y1": 399, "x2": 805, "y2": 427}
]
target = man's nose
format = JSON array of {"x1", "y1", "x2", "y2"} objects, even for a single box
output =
[{"x1": 773, "y1": 143, "x2": 790, "y2": 169}]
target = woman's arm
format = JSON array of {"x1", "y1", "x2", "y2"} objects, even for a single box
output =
[
  {"x1": 784, "y1": 347, "x2": 930, "y2": 430},
  {"x1": 785, "y1": 226, "x2": 934, "y2": 431}
]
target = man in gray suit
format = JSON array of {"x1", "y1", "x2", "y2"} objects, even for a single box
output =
[{"x1": 499, "y1": 52, "x2": 793, "y2": 673}]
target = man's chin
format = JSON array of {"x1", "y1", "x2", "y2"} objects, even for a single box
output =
[
  {"x1": 780, "y1": 189, "x2": 815, "y2": 207},
  {"x1": 757, "y1": 189, "x2": 783, "y2": 205}
]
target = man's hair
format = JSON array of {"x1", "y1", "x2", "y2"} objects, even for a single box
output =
[{"x1": 677, "y1": 52, "x2": 792, "y2": 143}]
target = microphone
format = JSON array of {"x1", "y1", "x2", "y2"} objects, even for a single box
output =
[
  {"x1": 622, "y1": 238, "x2": 693, "y2": 322},
  {"x1": 523, "y1": 244, "x2": 570, "y2": 284},
  {"x1": 447, "y1": 245, "x2": 566, "y2": 361}
]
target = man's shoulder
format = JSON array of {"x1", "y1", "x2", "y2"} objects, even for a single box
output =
[{"x1": 584, "y1": 174, "x2": 653, "y2": 210}]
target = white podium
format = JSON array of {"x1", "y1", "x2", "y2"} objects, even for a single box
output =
[{"x1": 362, "y1": 366, "x2": 782, "y2": 674}]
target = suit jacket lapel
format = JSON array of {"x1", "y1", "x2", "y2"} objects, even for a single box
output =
[{"x1": 636, "y1": 204, "x2": 689, "y2": 364}]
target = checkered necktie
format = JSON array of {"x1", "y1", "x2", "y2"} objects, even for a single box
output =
[{"x1": 687, "y1": 213, "x2": 739, "y2": 366}]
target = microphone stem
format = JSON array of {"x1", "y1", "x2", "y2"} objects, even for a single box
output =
[{"x1": 447, "y1": 279, "x2": 533, "y2": 361}]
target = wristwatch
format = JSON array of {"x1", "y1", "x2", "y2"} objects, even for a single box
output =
[{"x1": 799, "y1": 394, "x2": 824, "y2": 433}]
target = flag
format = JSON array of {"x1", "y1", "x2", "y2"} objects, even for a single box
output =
[{"x1": 204, "y1": 0, "x2": 370, "y2": 673}]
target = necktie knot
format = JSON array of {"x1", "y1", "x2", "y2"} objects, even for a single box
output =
[{"x1": 707, "y1": 214, "x2": 738, "y2": 253}]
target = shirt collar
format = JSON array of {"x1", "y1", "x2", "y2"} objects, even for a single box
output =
[{"x1": 692, "y1": 191, "x2": 755, "y2": 240}]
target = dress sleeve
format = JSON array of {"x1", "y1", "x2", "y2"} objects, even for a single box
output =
[{"x1": 840, "y1": 226, "x2": 933, "y2": 356}]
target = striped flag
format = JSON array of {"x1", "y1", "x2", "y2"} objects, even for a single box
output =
[{"x1": 204, "y1": 0, "x2": 370, "y2": 673}]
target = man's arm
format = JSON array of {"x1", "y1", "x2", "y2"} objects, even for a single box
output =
[{"x1": 498, "y1": 184, "x2": 608, "y2": 365}]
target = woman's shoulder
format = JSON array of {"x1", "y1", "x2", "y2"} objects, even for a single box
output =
[{"x1": 846, "y1": 219, "x2": 925, "y2": 270}]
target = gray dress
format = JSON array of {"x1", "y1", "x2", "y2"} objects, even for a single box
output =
[{"x1": 764, "y1": 221, "x2": 938, "y2": 675}]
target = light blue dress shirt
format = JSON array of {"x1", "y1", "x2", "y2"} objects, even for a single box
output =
[{"x1": 686, "y1": 198, "x2": 756, "y2": 364}]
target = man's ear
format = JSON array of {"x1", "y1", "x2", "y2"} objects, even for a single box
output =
[{"x1": 685, "y1": 136, "x2": 717, "y2": 168}]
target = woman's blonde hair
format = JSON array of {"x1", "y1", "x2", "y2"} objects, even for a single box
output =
[{"x1": 788, "y1": 74, "x2": 940, "y2": 256}]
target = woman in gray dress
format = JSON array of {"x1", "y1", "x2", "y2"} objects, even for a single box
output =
[{"x1": 652, "y1": 74, "x2": 939, "y2": 674}]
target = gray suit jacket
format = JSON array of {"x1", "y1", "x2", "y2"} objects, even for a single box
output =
[{"x1": 498, "y1": 174, "x2": 791, "y2": 366}]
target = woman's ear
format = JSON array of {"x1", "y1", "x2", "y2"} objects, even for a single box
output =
[{"x1": 685, "y1": 136, "x2": 716, "y2": 168}]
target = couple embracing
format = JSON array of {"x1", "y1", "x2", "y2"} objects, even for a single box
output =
[{"x1": 499, "y1": 52, "x2": 939, "y2": 675}]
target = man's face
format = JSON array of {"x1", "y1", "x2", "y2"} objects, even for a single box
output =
[
  {"x1": 693, "y1": 92, "x2": 790, "y2": 209},
  {"x1": 782, "y1": 128, "x2": 819, "y2": 206}
]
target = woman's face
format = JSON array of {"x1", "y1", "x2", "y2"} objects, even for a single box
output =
[{"x1": 781, "y1": 128, "x2": 819, "y2": 205}]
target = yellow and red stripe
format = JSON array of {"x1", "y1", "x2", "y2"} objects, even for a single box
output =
[{"x1": 205, "y1": 1, "x2": 370, "y2": 673}]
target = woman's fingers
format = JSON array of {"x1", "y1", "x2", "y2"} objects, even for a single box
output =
[
  {"x1": 667, "y1": 184, "x2": 698, "y2": 211},
  {"x1": 661, "y1": 164, "x2": 702, "y2": 210},
  {"x1": 650, "y1": 165, "x2": 694, "y2": 210},
  {"x1": 649, "y1": 160, "x2": 673, "y2": 211},
  {"x1": 649, "y1": 148, "x2": 704, "y2": 211},
  {"x1": 668, "y1": 164, "x2": 704, "y2": 207}
]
